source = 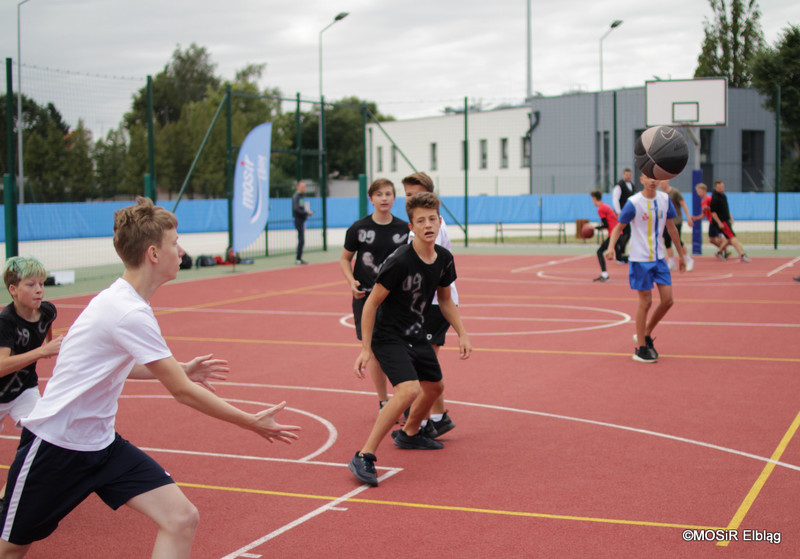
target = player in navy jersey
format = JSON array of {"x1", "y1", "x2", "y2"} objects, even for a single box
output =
[
  {"x1": 340, "y1": 179, "x2": 408, "y2": 408},
  {"x1": 348, "y1": 192, "x2": 471, "y2": 487}
]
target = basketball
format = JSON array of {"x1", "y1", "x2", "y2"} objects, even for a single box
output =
[
  {"x1": 634, "y1": 126, "x2": 689, "y2": 180},
  {"x1": 581, "y1": 223, "x2": 594, "y2": 239}
]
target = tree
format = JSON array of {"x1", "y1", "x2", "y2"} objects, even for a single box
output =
[
  {"x1": 751, "y1": 25, "x2": 800, "y2": 191},
  {"x1": 125, "y1": 43, "x2": 221, "y2": 129},
  {"x1": 694, "y1": 0, "x2": 765, "y2": 87},
  {"x1": 0, "y1": 94, "x2": 70, "y2": 176},
  {"x1": 92, "y1": 127, "x2": 130, "y2": 199}
]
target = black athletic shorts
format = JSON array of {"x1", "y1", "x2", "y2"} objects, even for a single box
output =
[
  {"x1": 0, "y1": 429, "x2": 174, "y2": 545},
  {"x1": 352, "y1": 296, "x2": 366, "y2": 340},
  {"x1": 663, "y1": 221, "x2": 683, "y2": 249},
  {"x1": 371, "y1": 340, "x2": 443, "y2": 386},
  {"x1": 425, "y1": 305, "x2": 451, "y2": 346},
  {"x1": 708, "y1": 221, "x2": 723, "y2": 238}
]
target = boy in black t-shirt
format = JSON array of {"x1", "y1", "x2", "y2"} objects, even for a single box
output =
[
  {"x1": 0, "y1": 257, "x2": 63, "y2": 504},
  {"x1": 348, "y1": 192, "x2": 471, "y2": 487},
  {"x1": 339, "y1": 179, "x2": 408, "y2": 408}
]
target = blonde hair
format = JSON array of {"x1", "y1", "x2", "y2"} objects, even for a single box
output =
[
  {"x1": 3, "y1": 256, "x2": 47, "y2": 289},
  {"x1": 113, "y1": 197, "x2": 178, "y2": 268}
]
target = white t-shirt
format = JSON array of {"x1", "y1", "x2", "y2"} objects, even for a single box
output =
[
  {"x1": 618, "y1": 191, "x2": 677, "y2": 263},
  {"x1": 408, "y1": 215, "x2": 459, "y2": 306},
  {"x1": 21, "y1": 278, "x2": 172, "y2": 451}
]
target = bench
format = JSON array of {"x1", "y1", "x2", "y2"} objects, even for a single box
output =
[{"x1": 494, "y1": 222, "x2": 567, "y2": 244}]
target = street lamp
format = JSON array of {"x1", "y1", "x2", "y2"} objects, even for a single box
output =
[
  {"x1": 17, "y1": 0, "x2": 31, "y2": 204},
  {"x1": 598, "y1": 19, "x2": 622, "y2": 191},
  {"x1": 318, "y1": 12, "x2": 349, "y2": 189}
]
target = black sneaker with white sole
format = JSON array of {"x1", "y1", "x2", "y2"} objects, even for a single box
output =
[
  {"x1": 633, "y1": 346, "x2": 658, "y2": 363},
  {"x1": 393, "y1": 429, "x2": 444, "y2": 450},
  {"x1": 348, "y1": 452, "x2": 378, "y2": 486},
  {"x1": 633, "y1": 334, "x2": 658, "y2": 358}
]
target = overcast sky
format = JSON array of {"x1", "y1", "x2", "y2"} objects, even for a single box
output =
[{"x1": 2, "y1": 0, "x2": 798, "y2": 129}]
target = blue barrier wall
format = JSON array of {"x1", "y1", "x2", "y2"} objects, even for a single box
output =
[{"x1": 1, "y1": 193, "x2": 798, "y2": 241}]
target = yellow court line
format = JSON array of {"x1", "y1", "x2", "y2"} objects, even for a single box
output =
[
  {"x1": 176, "y1": 481, "x2": 721, "y2": 532},
  {"x1": 163, "y1": 336, "x2": 800, "y2": 364},
  {"x1": 153, "y1": 280, "x2": 344, "y2": 317},
  {"x1": 716, "y1": 410, "x2": 800, "y2": 548}
]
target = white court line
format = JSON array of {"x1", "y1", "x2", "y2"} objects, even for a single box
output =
[
  {"x1": 510, "y1": 254, "x2": 590, "y2": 273},
  {"x1": 767, "y1": 256, "x2": 800, "y2": 277},
  {"x1": 121, "y1": 395, "x2": 337, "y2": 462},
  {"x1": 198, "y1": 382, "x2": 800, "y2": 473},
  {"x1": 220, "y1": 469, "x2": 402, "y2": 559}
]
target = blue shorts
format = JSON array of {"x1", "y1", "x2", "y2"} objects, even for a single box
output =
[
  {"x1": 629, "y1": 260, "x2": 672, "y2": 291},
  {"x1": 1, "y1": 429, "x2": 174, "y2": 545}
]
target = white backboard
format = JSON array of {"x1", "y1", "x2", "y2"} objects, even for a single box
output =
[{"x1": 645, "y1": 78, "x2": 727, "y2": 127}]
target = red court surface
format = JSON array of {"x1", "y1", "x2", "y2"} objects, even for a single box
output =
[{"x1": 1, "y1": 253, "x2": 798, "y2": 558}]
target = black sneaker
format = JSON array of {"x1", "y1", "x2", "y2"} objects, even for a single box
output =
[
  {"x1": 393, "y1": 429, "x2": 444, "y2": 450},
  {"x1": 420, "y1": 421, "x2": 439, "y2": 439},
  {"x1": 593, "y1": 275, "x2": 610, "y2": 282},
  {"x1": 632, "y1": 346, "x2": 657, "y2": 363},
  {"x1": 715, "y1": 251, "x2": 725, "y2": 261},
  {"x1": 633, "y1": 334, "x2": 658, "y2": 358},
  {"x1": 348, "y1": 452, "x2": 378, "y2": 486},
  {"x1": 430, "y1": 411, "x2": 456, "y2": 438}
]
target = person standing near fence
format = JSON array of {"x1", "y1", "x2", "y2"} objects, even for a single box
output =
[
  {"x1": 292, "y1": 181, "x2": 313, "y2": 265},
  {"x1": 612, "y1": 168, "x2": 636, "y2": 261},
  {"x1": 590, "y1": 191, "x2": 623, "y2": 282},
  {"x1": 659, "y1": 180, "x2": 695, "y2": 271},
  {"x1": 710, "y1": 180, "x2": 752, "y2": 263}
]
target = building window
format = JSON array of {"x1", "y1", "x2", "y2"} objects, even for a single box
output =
[
  {"x1": 391, "y1": 146, "x2": 398, "y2": 172},
  {"x1": 499, "y1": 138, "x2": 508, "y2": 169},
  {"x1": 521, "y1": 136, "x2": 531, "y2": 168},
  {"x1": 479, "y1": 139, "x2": 488, "y2": 169},
  {"x1": 461, "y1": 140, "x2": 469, "y2": 170},
  {"x1": 376, "y1": 146, "x2": 383, "y2": 173},
  {"x1": 430, "y1": 142, "x2": 438, "y2": 171}
]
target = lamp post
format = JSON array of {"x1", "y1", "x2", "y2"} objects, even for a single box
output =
[
  {"x1": 17, "y1": 0, "x2": 31, "y2": 204},
  {"x1": 598, "y1": 19, "x2": 622, "y2": 191},
  {"x1": 318, "y1": 12, "x2": 348, "y2": 188}
]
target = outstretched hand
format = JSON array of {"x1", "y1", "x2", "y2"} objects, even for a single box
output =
[
  {"x1": 252, "y1": 401, "x2": 301, "y2": 444},
  {"x1": 183, "y1": 354, "x2": 230, "y2": 392}
]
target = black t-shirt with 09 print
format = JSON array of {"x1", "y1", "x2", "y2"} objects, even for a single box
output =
[{"x1": 372, "y1": 244, "x2": 457, "y2": 344}]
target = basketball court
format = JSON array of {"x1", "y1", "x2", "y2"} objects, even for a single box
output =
[{"x1": 1, "y1": 252, "x2": 796, "y2": 558}]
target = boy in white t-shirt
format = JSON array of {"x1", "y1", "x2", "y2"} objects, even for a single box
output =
[
  {"x1": 0, "y1": 197, "x2": 300, "y2": 558},
  {"x1": 605, "y1": 176, "x2": 685, "y2": 363}
]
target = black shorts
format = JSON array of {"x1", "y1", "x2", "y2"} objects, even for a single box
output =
[
  {"x1": 663, "y1": 221, "x2": 683, "y2": 249},
  {"x1": 425, "y1": 305, "x2": 451, "y2": 346},
  {"x1": 371, "y1": 340, "x2": 442, "y2": 386},
  {"x1": 1, "y1": 429, "x2": 174, "y2": 545},
  {"x1": 352, "y1": 296, "x2": 366, "y2": 340},
  {"x1": 708, "y1": 221, "x2": 723, "y2": 238}
]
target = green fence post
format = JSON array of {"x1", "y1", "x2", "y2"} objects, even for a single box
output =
[
  {"x1": 5, "y1": 58, "x2": 18, "y2": 258},
  {"x1": 146, "y1": 75, "x2": 156, "y2": 201},
  {"x1": 463, "y1": 96, "x2": 469, "y2": 248},
  {"x1": 774, "y1": 85, "x2": 780, "y2": 250},
  {"x1": 225, "y1": 84, "x2": 233, "y2": 251},
  {"x1": 358, "y1": 174, "x2": 367, "y2": 217},
  {"x1": 321, "y1": 95, "x2": 328, "y2": 251}
]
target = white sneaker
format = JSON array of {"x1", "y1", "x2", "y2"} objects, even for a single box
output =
[
  {"x1": 685, "y1": 257, "x2": 694, "y2": 272},
  {"x1": 667, "y1": 259, "x2": 675, "y2": 270}
]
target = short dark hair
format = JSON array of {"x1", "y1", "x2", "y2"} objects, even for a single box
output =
[
  {"x1": 590, "y1": 190, "x2": 603, "y2": 201},
  {"x1": 368, "y1": 178, "x2": 394, "y2": 198},
  {"x1": 401, "y1": 172, "x2": 435, "y2": 193},
  {"x1": 405, "y1": 191, "x2": 440, "y2": 220}
]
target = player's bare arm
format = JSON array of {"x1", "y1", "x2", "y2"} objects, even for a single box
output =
[
  {"x1": 354, "y1": 283, "x2": 389, "y2": 378},
  {"x1": 144, "y1": 356, "x2": 300, "y2": 443},
  {"x1": 338, "y1": 248, "x2": 365, "y2": 298},
  {"x1": 604, "y1": 222, "x2": 625, "y2": 261},
  {"x1": 0, "y1": 334, "x2": 64, "y2": 377},
  {"x1": 436, "y1": 285, "x2": 472, "y2": 359}
]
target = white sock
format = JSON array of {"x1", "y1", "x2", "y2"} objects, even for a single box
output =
[
  {"x1": 601, "y1": 272, "x2": 609, "y2": 278},
  {"x1": 430, "y1": 414, "x2": 444, "y2": 422},
  {"x1": 420, "y1": 419, "x2": 428, "y2": 427}
]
